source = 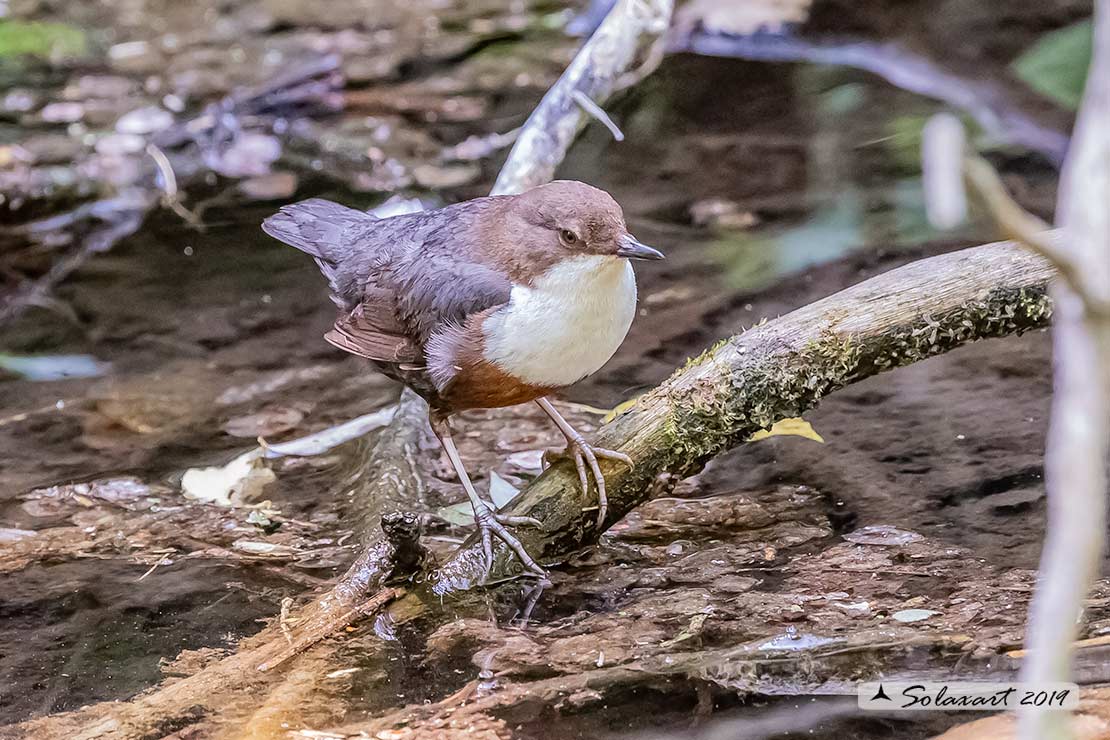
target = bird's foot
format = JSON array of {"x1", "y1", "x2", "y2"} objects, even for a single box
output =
[
  {"x1": 543, "y1": 434, "x2": 633, "y2": 527},
  {"x1": 472, "y1": 499, "x2": 546, "y2": 578}
]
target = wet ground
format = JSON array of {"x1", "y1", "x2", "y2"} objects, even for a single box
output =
[{"x1": 0, "y1": 0, "x2": 1097, "y2": 737}]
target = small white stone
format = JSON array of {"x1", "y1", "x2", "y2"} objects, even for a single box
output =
[
  {"x1": 40, "y1": 102, "x2": 84, "y2": 123},
  {"x1": 109, "y1": 41, "x2": 150, "y2": 60},
  {"x1": 95, "y1": 133, "x2": 145, "y2": 156},
  {"x1": 115, "y1": 106, "x2": 173, "y2": 135}
]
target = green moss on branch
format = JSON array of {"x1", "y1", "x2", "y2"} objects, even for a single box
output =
[{"x1": 662, "y1": 285, "x2": 1051, "y2": 469}]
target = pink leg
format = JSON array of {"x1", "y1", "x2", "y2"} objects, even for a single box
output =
[
  {"x1": 535, "y1": 397, "x2": 633, "y2": 528},
  {"x1": 431, "y1": 416, "x2": 545, "y2": 578}
]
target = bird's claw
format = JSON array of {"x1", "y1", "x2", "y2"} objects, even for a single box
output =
[
  {"x1": 542, "y1": 437, "x2": 633, "y2": 528},
  {"x1": 473, "y1": 501, "x2": 546, "y2": 579}
]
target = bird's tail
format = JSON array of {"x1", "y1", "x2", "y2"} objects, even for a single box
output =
[
  {"x1": 262, "y1": 198, "x2": 376, "y2": 307},
  {"x1": 262, "y1": 197, "x2": 374, "y2": 263}
]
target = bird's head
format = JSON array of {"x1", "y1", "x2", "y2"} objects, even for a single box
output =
[{"x1": 498, "y1": 180, "x2": 663, "y2": 279}]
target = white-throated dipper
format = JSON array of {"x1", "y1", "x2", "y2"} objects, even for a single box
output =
[{"x1": 263, "y1": 180, "x2": 663, "y2": 576}]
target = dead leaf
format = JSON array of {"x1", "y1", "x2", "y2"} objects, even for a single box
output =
[
  {"x1": 892, "y1": 608, "x2": 940, "y2": 623},
  {"x1": 843, "y1": 525, "x2": 924, "y2": 546},
  {"x1": 489, "y1": 470, "x2": 521, "y2": 509},
  {"x1": 603, "y1": 396, "x2": 640, "y2": 423},
  {"x1": 181, "y1": 449, "x2": 274, "y2": 506},
  {"x1": 748, "y1": 417, "x2": 825, "y2": 443},
  {"x1": 434, "y1": 503, "x2": 470, "y2": 526},
  {"x1": 232, "y1": 539, "x2": 296, "y2": 557},
  {"x1": 436, "y1": 471, "x2": 523, "y2": 525},
  {"x1": 506, "y1": 449, "x2": 545, "y2": 472},
  {"x1": 223, "y1": 407, "x2": 305, "y2": 438}
]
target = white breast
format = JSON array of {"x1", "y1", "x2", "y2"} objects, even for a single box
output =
[{"x1": 482, "y1": 255, "x2": 637, "y2": 387}]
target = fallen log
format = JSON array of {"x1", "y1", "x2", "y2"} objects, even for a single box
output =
[{"x1": 354, "y1": 630, "x2": 963, "y2": 737}]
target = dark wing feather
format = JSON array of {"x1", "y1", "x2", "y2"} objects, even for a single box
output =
[
  {"x1": 327, "y1": 255, "x2": 511, "y2": 365},
  {"x1": 325, "y1": 304, "x2": 420, "y2": 362}
]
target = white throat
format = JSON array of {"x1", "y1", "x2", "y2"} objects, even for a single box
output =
[{"x1": 482, "y1": 255, "x2": 637, "y2": 387}]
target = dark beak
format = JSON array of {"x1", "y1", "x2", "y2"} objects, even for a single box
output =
[{"x1": 617, "y1": 234, "x2": 665, "y2": 261}]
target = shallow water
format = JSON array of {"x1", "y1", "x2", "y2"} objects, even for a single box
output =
[{"x1": 0, "y1": 0, "x2": 1091, "y2": 736}]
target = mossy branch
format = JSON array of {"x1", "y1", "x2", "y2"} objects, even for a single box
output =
[{"x1": 423, "y1": 239, "x2": 1056, "y2": 593}]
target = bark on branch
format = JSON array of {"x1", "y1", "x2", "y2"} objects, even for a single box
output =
[{"x1": 422, "y1": 240, "x2": 1056, "y2": 593}]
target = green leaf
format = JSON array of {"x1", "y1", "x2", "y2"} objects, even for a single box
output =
[
  {"x1": 0, "y1": 21, "x2": 87, "y2": 60},
  {"x1": 1013, "y1": 19, "x2": 1092, "y2": 111}
]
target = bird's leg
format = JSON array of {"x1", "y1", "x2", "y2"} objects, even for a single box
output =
[
  {"x1": 430, "y1": 416, "x2": 546, "y2": 578},
  {"x1": 535, "y1": 397, "x2": 633, "y2": 528}
]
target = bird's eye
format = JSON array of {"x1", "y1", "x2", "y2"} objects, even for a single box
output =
[{"x1": 559, "y1": 229, "x2": 579, "y2": 246}]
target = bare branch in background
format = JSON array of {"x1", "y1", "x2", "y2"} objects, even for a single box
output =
[
  {"x1": 491, "y1": 0, "x2": 673, "y2": 195},
  {"x1": 1019, "y1": 0, "x2": 1110, "y2": 737},
  {"x1": 924, "y1": 2, "x2": 1110, "y2": 737},
  {"x1": 672, "y1": 32, "x2": 1071, "y2": 165}
]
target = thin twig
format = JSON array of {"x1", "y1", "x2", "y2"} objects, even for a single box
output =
[
  {"x1": 136, "y1": 552, "x2": 172, "y2": 582},
  {"x1": 146, "y1": 143, "x2": 204, "y2": 229},
  {"x1": 571, "y1": 90, "x2": 625, "y2": 141},
  {"x1": 145, "y1": 143, "x2": 179, "y2": 198},
  {"x1": 257, "y1": 587, "x2": 399, "y2": 672},
  {"x1": 961, "y1": 154, "x2": 1107, "y2": 314}
]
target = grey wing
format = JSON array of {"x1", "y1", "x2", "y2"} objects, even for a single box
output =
[
  {"x1": 327, "y1": 256, "x2": 512, "y2": 365},
  {"x1": 395, "y1": 257, "x2": 513, "y2": 341}
]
